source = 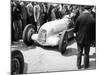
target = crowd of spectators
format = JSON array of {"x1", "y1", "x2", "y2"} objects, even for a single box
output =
[
  {"x1": 11, "y1": 0, "x2": 96, "y2": 70},
  {"x1": 11, "y1": 0, "x2": 96, "y2": 42}
]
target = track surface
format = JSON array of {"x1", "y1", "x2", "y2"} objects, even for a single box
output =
[{"x1": 11, "y1": 40, "x2": 96, "y2": 73}]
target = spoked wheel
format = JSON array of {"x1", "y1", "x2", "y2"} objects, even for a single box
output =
[
  {"x1": 11, "y1": 50, "x2": 24, "y2": 75},
  {"x1": 23, "y1": 24, "x2": 35, "y2": 46},
  {"x1": 59, "y1": 30, "x2": 68, "y2": 55}
]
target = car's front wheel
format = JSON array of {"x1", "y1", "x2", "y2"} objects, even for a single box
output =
[
  {"x1": 59, "y1": 30, "x2": 68, "y2": 55},
  {"x1": 23, "y1": 24, "x2": 35, "y2": 46},
  {"x1": 11, "y1": 50, "x2": 24, "y2": 75}
]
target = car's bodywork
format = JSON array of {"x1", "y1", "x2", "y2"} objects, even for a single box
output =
[
  {"x1": 31, "y1": 16, "x2": 73, "y2": 46},
  {"x1": 23, "y1": 15, "x2": 74, "y2": 54}
]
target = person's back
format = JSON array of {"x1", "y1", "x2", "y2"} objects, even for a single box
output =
[
  {"x1": 75, "y1": 10, "x2": 95, "y2": 46},
  {"x1": 74, "y1": 7, "x2": 95, "y2": 69}
]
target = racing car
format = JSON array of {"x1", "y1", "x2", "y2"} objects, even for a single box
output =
[
  {"x1": 11, "y1": 50, "x2": 24, "y2": 75},
  {"x1": 23, "y1": 15, "x2": 75, "y2": 54}
]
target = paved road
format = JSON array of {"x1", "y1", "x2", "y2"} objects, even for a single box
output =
[{"x1": 11, "y1": 40, "x2": 96, "y2": 73}]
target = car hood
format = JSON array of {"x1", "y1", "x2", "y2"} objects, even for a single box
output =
[{"x1": 39, "y1": 17, "x2": 71, "y2": 36}]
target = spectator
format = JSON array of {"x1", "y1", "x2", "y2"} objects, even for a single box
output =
[
  {"x1": 51, "y1": 4, "x2": 63, "y2": 20},
  {"x1": 39, "y1": 3, "x2": 47, "y2": 27},
  {"x1": 51, "y1": 6, "x2": 57, "y2": 20},
  {"x1": 13, "y1": 1, "x2": 22, "y2": 40},
  {"x1": 46, "y1": 4, "x2": 54, "y2": 21},
  {"x1": 26, "y1": 2, "x2": 37, "y2": 32},
  {"x1": 74, "y1": 6, "x2": 95, "y2": 69},
  {"x1": 91, "y1": 6, "x2": 96, "y2": 19},
  {"x1": 20, "y1": 2, "x2": 27, "y2": 31},
  {"x1": 33, "y1": 2, "x2": 40, "y2": 32},
  {"x1": 11, "y1": 1, "x2": 15, "y2": 42},
  {"x1": 55, "y1": 4, "x2": 63, "y2": 19}
]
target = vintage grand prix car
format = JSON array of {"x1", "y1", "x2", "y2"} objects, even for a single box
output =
[
  {"x1": 11, "y1": 16, "x2": 75, "y2": 75},
  {"x1": 11, "y1": 50, "x2": 24, "y2": 75},
  {"x1": 23, "y1": 15, "x2": 74, "y2": 54}
]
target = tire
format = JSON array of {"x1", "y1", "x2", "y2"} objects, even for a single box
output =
[
  {"x1": 11, "y1": 50, "x2": 24, "y2": 75},
  {"x1": 23, "y1": 24, "x2": 35, "y2": 46},
  {"x1": 59, "y1": 30, "x2": 68, "y2": 55}
]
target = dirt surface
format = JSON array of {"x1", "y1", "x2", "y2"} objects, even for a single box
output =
[{"x1": 11, "y1": 40, "x2": 96, "y2": 73}]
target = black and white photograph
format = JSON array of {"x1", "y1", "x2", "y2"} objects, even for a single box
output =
[{"x1": 11, "y1": 0, "x2": 96, "y2": 75}]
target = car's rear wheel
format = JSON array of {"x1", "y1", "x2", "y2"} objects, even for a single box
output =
[
  {"x1": 59, "y1": 30, "x2": 68, "y2": 55},
  {"x1": 23, "y1": 24, "x2": 35, "y2": 46},
  {"x1": 11, "y1": 50, "x2": 24, "y2": 75}
]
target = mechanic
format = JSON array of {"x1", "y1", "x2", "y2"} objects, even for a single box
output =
[{"x1": 74, "y1": 6, "x2": 95, "y2": 69}]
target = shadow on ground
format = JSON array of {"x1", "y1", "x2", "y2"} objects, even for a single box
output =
[
  {"x1": 23, "y1": 62, "x2": 28, "y2": 74},
  {"x1": 63, "y1": 48, "x2": 78, "y2": 56},
  {"x1": 11, "y1": 41, "x2": 36, "y2": 51}
]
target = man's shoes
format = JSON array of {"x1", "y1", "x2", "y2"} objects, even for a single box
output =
[
  {"x1": 83, "y1": 64, "x2": 90, "y2": 69},
  {"x1": 77, "y1": 66, "x2": 82, "y2": 69},
  {"x1": 77, "y1": 65, "x2": 89, "y2": 69}
]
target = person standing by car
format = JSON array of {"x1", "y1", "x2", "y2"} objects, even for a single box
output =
[
  {"x1": 20, "y1": 2, "x2": 27, "y2": 32},
  {"x1": 74, "y1": 6, "x2": 95, "y2": 69},
  {"x1": 46, "y1": 4, "x2": 55, "y2": 22},
  {"x1": 39, "y1": 3, "x2": 47, "y2": 27},
  {"x1": 26, "y1": 2, "x2": 33, "y2": 24},
  {"x1": 33, "y1": 2, "x2": 40, "y2": 32},
  {"x1": 13, "y1": 1, "x2": 22, "y2": 40},
  {"x1": 26, "y1": 2, "x2": 37, "y2": 32}
]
